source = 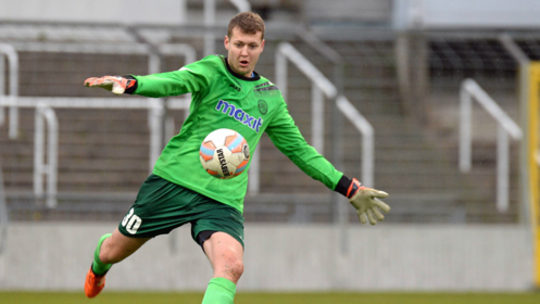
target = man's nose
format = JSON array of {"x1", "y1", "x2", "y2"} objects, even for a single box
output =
[{"x1": 240, "y1": 46, "x2": 248, "y2": 56}]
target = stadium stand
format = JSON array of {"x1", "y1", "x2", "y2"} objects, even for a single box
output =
[{"x1": 0, "y1": 0, "x2": 532, "y2": 224}]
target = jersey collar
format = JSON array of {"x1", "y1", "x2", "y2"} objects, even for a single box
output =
[{"x1": 224, "y1": 57, "x2": 261, "y2": 81}]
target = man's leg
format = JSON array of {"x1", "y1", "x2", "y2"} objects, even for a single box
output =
[
  {"x1": 201, "y1": 232, "x2": 244, "y2": 304},
  {"x1": 85, "y1": 228, "x2": 150, "y2": 298},
  {"x1": 98, "y1": 228, "x2": 150, "y2": 264}
]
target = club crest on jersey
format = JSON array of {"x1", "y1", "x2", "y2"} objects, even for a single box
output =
[{"x1": 215, "y1": 99, "x2": 263, "y2": 132}]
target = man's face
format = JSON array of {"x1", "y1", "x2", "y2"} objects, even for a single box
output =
[{"x1": 224, "y1": 27, "x2": 265, "y2": 77}]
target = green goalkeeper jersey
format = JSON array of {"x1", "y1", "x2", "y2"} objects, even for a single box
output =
[{"x1": 132, "y1": 55, "x2": 343, "y2": 213}]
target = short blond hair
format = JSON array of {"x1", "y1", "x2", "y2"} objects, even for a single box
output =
[{"x1": 227, "y1": 11, "x2": 265, "y2": 40}]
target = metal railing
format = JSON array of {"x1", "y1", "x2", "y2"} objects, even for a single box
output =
[
  {"x1": 0, "y1": 165, "x2": 8, "y2": 254},
  {"x1": 0, "y1": 41, "x2": 195, "y2": 207},
  {"x1": 275, "y1": 42, "x2": 375, "y2": 187},
  {"x1": 499, "y1": 32, "x2": 534, "y2": 225},
  {"x1": 336, "y1": 96, "x2": 375, "y2": 186},
  {"x1": 273, "y1": 41, "x2": 374, "y2": 255},
  {"x1": 459, "y1": 78, "x2": 523, "y2": 212},
  {"x1": 0, "y1": 96, "x2": 190, "y2": 208},
  {"x1": 0, "y1": 43, "x2": 19, "y2": 139},
  {"x1": 34, "y1": 103, "x2": 58, "y2": 208}
]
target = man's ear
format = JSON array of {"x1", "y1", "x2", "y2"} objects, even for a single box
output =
[{"x1": 224, "y1": 35, "x2": 230, "y2": 50}]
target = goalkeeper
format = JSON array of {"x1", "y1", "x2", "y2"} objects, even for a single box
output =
[{"x1": 83, "y1": 11, "x2": 390, "y2": 303}]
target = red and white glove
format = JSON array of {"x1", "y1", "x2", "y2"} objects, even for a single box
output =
[
  {"x1": 84, "y1": 75, "x2": 136, "y2": 95},
  {"x1": 347, "y1": 178, "x2": 390, "y2": 225}
]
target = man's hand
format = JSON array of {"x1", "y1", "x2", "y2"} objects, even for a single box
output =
[
  {"x1": 83, "y1": 76, "x2": 136, "y2": 95},
  {"x1": 348, "y1": 178, "x2": 390, "y2": 225}
]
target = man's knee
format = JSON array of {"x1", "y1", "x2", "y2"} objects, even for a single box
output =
[
  {"x1": 228, "y1": 257, "x2": 244, "y2": 279},
  {"x1": 218, "y1": 249, "x2": 244, "y2": 280}
]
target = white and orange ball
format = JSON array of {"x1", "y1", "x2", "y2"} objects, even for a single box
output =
[{"x1": 199, "y1": 128, "x2": 250, "y2": 178}]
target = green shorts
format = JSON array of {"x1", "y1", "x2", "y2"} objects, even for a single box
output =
[{"x1": 118, "y1": 174, "x2": 245, "y2": 247}]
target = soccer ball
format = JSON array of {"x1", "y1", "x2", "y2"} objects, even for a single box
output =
[{"x1": 199, "y1": 128, "x2": 250, "y2": 179}]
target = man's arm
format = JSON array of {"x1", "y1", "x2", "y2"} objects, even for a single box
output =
[
  {"x1": 83, "y1": 56, "x2": 220, "y2": 97},
  {"x1": 266, "y1": 101, "x2": 390, "y2": 225},
  {"x1": 84, "y1": 70, "x2": 207, "y2": 98}
]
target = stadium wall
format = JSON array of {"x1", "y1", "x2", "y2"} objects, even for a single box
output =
[
  {"x1": 0, "y1": 0, "x2": 187, "y2": 24},
  {"x1": 0, "y1": 222, "x2": 532, "y2": 291}
]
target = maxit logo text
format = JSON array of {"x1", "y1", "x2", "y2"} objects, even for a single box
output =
[{"x1": 215, "y1": 99, "x2": 263, "y2": 132}]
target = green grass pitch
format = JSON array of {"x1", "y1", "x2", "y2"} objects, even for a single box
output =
[{"x1": 1, "y1": 291, "x2": 540, "y2": 304}]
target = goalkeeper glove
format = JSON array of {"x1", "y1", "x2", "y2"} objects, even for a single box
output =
[
  {"x1": 83, "y1": 75, "x2": 137, "y2": 95},
  {"x1": 344, "y1": 177, "x2": 390, "y2": 225}
]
